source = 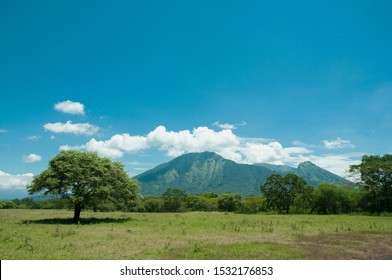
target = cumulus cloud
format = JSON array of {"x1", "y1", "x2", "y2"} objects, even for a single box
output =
[
  {"x1": 61, "y1": 134, "x2": 148, "y2": 158},
  {"x1": 0, "y1": 171, "x2": 34, "y2": 189},
  {"x1": 23, "y1": 153, "x2": 42, "y2": 163},
  {"x1": 61, "y1": 126, "x2": 240, "y2": 158},
  {"x1": 54, "y1": 100, "x2": 85, "y2": 115},
  {"x1": 59, "y1": 125, "x2": 311, "y2": 164},
  {"x1": 58, "y1": 125, "x2": 361, "y2": 176},
  {"x1": 44, "y1": 121, "x2": 99, "y2": 136},
  {"x1": 147, "y1": 126, "x2": 240, "y2": 157},
  {"x1": 323, "y1": 137, "x2": 355, "y2": 150}
]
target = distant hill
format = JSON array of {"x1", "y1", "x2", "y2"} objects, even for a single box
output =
[{"x1": 134, "y1": 152, "x2": 350, "y2": 196}]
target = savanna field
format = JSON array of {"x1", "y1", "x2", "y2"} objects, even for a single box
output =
[{"x1": 1, "y1": 209, "x2": 392, "y2": 260}]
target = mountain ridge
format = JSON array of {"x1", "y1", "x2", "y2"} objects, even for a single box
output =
[{"x1": 134, "y1": 152, "x2": 350, "y2": 196}]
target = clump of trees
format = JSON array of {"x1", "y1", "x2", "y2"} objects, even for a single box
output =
[
  {"x1": 259, "y1": 154, "x2": 392, "y2": 214},
  {"x1": 259, "y1": 173, "x2": 363, "y2": 214}
]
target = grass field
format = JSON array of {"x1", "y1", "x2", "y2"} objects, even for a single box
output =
[{"x1": 1, "y1": 209, "x2": 391, "y2": 260}]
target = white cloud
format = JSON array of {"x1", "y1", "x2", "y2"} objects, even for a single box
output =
[
  {"x1": 323, "y1": 137, "x2": 355, "y2": 150},
  {"x1": 280, "y1": 152, "x2": 362, "y2": 178},
  {"x1": 58, "y1": 126, "x2": 311, "y2": 166},
  {"x1": 0, "y1": 171, "x2": 33, "y2": 189},
  {"x1": 147, "y1": 126, "x2": 240, "y2": 157},
  {"x1": 44, "y1": 121, "x2": 99, "y2": 136},
  {"x1": 310, "y1": 154, "x2": 361, "y2": 178},
  {"x1": 27, "y1": 135, "x2": 41, "y2": 141},
  {"x1": 213, "y1": 122, "x2": 236, "y2": 130},
  {"x1": 0, "y1": 129, "x2": 7, "y2": 133},
  {"x1": 213, "y1": 121, "x2": 246, "y2": 130},
  {"x1": 58, "y1": 125, "x2": 361, "y2": 176},
  {"x1": 23, "y1": 153, "x2": 42, "y2": 163},
  {"x1": 61, "y1": 134, "x2": 148, "y2": 158},
  {"x1": 54, "y1": 100, "x2": 85, "y2": 115}
]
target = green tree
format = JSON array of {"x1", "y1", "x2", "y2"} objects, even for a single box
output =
[
  {"x1": 290, "y1": 186, "x2": 314, "y2": 214},
  {"x1": 142, "y1": 196, "x2": 164, "y2": 212},
  {"x1": 238, "y1": 195, "x2": 265, "y2": 214},
  {"x1": 349, "y1": 154, "x2": 392, "y2": 213},
  {"x1": 162, "y1": 188, "x2": 188, "y2": 212},
  {"x1": 260, "y1": 173, "x2": 307, "y2": 214},
  {"x1": 27, "y1": 151, "x2": 140, "y2": 223},
  {"x1": 313, "y1": 183, "x2": 346, "y2": 214},
  {"x1": 186, "y1": 194, "x2": 212, "y2": 211},
  {"x1": 218, "y1": 192, "x2": 242, "y2": 212}
]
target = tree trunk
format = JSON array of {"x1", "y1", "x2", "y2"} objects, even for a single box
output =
[{"x1": 73, "y1": 204, "x2": 83, "y2": 223}]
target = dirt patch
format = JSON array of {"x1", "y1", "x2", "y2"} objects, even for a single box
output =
[{"x1": 297, "y1": 231, "x2": 392, "y2": 259}]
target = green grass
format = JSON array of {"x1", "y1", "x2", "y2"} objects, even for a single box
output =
[{"x1": 1, "y1": 209, "x2": 392, "y2": 259}]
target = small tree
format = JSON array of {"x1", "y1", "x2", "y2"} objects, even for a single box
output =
[
  {"x1": 313, "y1": 183, "x2": 345, "y2": 214},
  {"x1": 186, "y1": 194, "x2": 212, "y2": 211},
  {"x1": 290, "y1": 186, "x2": 314, "y2": 214},
  {"x1": 142, "y1": 196, "x2": 164, "y2": 212},
  {"x1": 238, "y1": 195, "x2": 265, "y2": 214},
  {"x1": 27, "y1": 151, "x2": 140, "y2": 223},
  {"x1": 218, "y1": 192, "x2": 242, "y2": 212},
  {"x1": 260, "y1": 173, "x2": 307, "y2": 214},
  {"x1": 162, "y1": 188, "x2": 188, "y2": 212}
]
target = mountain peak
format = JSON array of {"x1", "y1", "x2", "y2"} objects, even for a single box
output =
[{"x1": 298, "y1": 161, "x2": 316, "y2": 167}]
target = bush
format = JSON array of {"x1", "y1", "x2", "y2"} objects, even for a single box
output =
[
  {"x1": 313, "y1": 184, "x2": 354, "y2": 214},
  {"x1": 162, "y1": 188, "x2": 188, "y2": 212},
  {"x1": 186, "y1": 195, "x2": 212, "y2": 211},
  {"x1": 142, "y1": 197, "x2": 164, "y2": 212},
  {"x1": 218, "y1": 193, "x2": 242, "y2": 212}
]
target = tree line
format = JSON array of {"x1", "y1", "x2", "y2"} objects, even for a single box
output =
[
  {"x1": 0, "y1": 183, "x2": 375, "y2": 215},
  {"x1": 1, "y1": 151, "x2": 390, "y2": 222}
]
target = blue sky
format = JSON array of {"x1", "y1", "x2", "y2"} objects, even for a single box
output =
[{"x1": 1, "y1": 0, "x2": 391, "y2": 199}]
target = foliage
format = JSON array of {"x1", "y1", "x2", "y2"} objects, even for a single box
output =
[
  {"x1": 260, "y1": 174, "x2": 308, "y2": 213},
  {"x1": 350, "y1": 154, "x2": 392, "y2": 213},
  {"x1": 27, "y1": 151, "x2": 140, "y2": 222},
  {"x1": 186, "y1": 194, "x2": 217, "y2": 211},
  {"x1": 313, "y1": 184, "x2": 346, "y2": 214},
  {"x1": 290, "y1": 186, "x2": 314, "y2": 214},
  {"x1": 238, "y1": 195, "x2": 266, "y2": 214},
  {"x1": 162, "y1": 188, "x2": 188, "y2": 212},
  {"x1": 142, "y1": 196, "x2": 164, "y2": 212},
  {"x1": 218, "y1": 192, "x2": 242, "y2": 212}
]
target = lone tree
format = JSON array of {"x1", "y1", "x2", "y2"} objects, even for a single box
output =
[
  {"x1": 349, "y1": 154, "x2": 392, "y2": 213},
  {"x1": 27, "y1": 151, "x2": 140, "y2": 222}
]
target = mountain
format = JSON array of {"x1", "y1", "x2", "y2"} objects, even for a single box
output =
[
  {"x1": 134, "y1": 152, "x2": 350, "y2": 196},
  {"x1": 256, "y1": 161, "x2": 348, "y2": 187}
]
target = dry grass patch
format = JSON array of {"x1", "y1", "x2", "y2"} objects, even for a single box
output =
[{"x1": 297, "y1": 231, "x2": 392, "y2": 259}]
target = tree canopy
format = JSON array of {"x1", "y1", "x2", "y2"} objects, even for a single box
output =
[
  {"x1": 350, "y1": 154, "x2": 392, "y2": 213},
  {"x1": 260, "y1": 173, "x2": 308, "y2": 213},
  {"x1": 27, "y1": 151, "x2": 140, "y2": 222},
  {"x1": 162, "y1": 188, "x2": 188, "y2": 212}
]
